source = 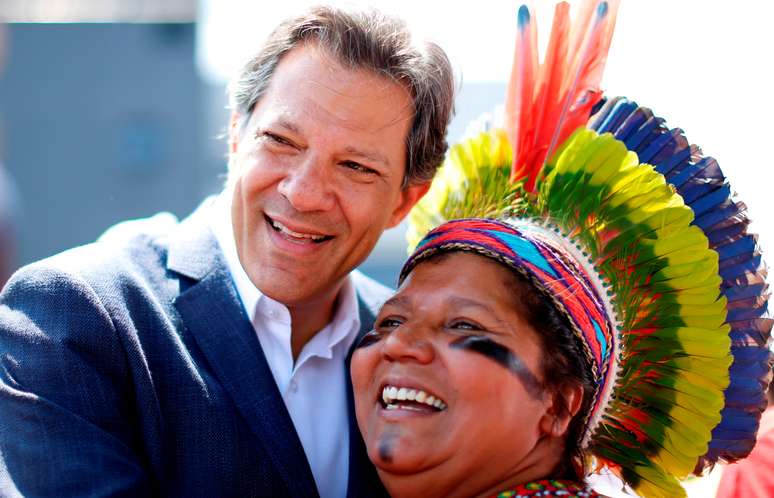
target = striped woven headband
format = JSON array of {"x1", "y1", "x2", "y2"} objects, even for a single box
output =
[{"x1": 400, "y1": 218, "x2": 619, "y2": 444}]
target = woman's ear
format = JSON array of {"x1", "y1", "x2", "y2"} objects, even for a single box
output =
[{"x1": 539, "y1": 382, "x2": 584, "y2": 437}]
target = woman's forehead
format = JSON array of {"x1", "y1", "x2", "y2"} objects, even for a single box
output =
[
  {"x1": 401, "y1": 251, "x2": 511, "y2": 287},
  {"x1": 394, "y1": 253, "x2": 516, "y2": 304}
]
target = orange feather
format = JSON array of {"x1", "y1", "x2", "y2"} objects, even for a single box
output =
[{"x1": 508, "y1": 0, "x2": 619, "y2": 191}]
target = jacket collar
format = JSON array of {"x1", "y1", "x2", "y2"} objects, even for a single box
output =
[
  {"x1": 168, "y1": 199, "x2": 319, "y2": 497},
  {"x1": 167, "y1": 198, "x2": 387, "y2": 497}
]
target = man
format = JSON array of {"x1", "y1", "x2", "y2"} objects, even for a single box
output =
[{"x1": 0, "y1": 6, "x2": 454, "y2": 497}]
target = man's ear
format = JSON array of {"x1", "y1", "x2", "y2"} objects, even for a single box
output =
[
  {"x1": 386, "y1": 182, "x2": 431, "y2": 228},
  {"x1": 228, "y1": 111, "x2": 242, "y2": 155},
  {"x1": 539, "y1": 383, "x2": 585, "y2": 438}
]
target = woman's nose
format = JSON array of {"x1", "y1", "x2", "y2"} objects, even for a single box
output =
[
  {"x1": 381, "y1": 325, "x2": 435, "y2": 364},
  {"x1": 277, "y1": 155, "x2": 335, "y2": 212}
]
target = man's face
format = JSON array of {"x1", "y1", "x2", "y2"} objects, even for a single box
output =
[{"x1": 228, "y1": 44, "x2": 428, "y2": 307}]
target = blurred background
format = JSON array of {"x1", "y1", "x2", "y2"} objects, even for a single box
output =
[{"x1": 0, "y1": 0, "x2": 772, "y2": 289}]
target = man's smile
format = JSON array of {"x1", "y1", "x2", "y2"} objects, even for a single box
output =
[{"x1": 264, "y1": 213, "x2": 334, "y2": 244}]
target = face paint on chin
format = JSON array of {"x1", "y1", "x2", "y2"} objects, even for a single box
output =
[
  {"x1": 378, "y1": 427, "x2": 400, "y2": 464},
  {"x1": 450, "y1": 335, "x2": 544, "y2": 398}
]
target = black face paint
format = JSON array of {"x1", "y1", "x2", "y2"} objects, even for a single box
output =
[
  {"x1": 354, "y1": 329, "x2": 383, "y2": 349},
  {"x1": 450, "y1": 335, "x2": 543, "y2": 398},
  {"x1": 378, "y1": 429, "x2": 399, "y2": 464}
]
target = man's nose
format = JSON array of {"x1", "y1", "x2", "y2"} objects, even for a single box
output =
[
  {"x1": 277, "y1": 155, "x2": 335, "y2": 212},
  {"x1": 381, "y1": 324, "x2": 435, "y2": 364}
]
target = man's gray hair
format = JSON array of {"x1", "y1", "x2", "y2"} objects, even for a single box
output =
[{"x1": 228, "y1": 5, "x2": 455, "y2": 185}]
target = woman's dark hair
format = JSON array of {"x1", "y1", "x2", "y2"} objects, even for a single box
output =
[{"x1": 500, "y1": 264, "x2": 596, "y2": 480}]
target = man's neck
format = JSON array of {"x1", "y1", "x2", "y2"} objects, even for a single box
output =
[{"x1": 287, "y1": 285, "x2": 343, "y2": 360}]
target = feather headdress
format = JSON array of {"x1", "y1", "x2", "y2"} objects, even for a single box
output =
[{"x1": 406, "y1": 2, "x2": 772, "y2": 497}]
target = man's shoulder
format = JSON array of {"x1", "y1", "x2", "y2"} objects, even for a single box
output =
[
  {"x1": 350, "y1": 270, "x2": 393, "y2": 316},
  {"x1": 3, "y1": 211, "x2": 182, "y2": 303}
]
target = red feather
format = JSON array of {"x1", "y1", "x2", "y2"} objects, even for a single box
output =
[{"x1": 508, "y1": 0, "x2": 619, "y2": 191}]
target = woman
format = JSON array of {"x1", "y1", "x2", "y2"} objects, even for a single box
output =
[
  {"x1": 351, "y1": 2, "x2": 771, "y2": 496},
  {"x1": 352, "y1": 220, "x2": 601, "y2": 497}
]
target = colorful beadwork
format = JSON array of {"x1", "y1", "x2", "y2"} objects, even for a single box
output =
[{"x1": 494, "y1": 479, "x2": 600, "y2": 497}]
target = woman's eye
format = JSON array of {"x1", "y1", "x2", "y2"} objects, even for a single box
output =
[
  {"x1": 377, "y1": 317, "x2": 403, "y2": 329},
  {"x1": 354, "y1": 317, "x2": 402, "y2": 349},
  {"x1": 355, "y1": 329, "x2": 383, "y2": 349}
]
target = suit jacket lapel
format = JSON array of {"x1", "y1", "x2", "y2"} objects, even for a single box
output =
[
  {"x1": 345, "y1": 298, "x2": 389, "y2": 498},
  {"x1": 168, "y1": 202, "x2": 319, "y2": 498}
]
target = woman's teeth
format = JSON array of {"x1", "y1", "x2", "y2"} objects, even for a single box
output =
[
  {"x1": 270, "y1": 219, "x2": 327, "y2": 241},
  {"x1": 381, "y1": 385, "x2": 447, "y2": 411}
]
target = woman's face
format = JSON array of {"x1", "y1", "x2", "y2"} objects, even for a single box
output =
[{"x1": 351, "y1": 252, "x2": 563, "y2": 497}]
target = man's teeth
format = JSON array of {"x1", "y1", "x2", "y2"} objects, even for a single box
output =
[
  {"x1": 381, "y1": 385, "x2": 447, "y2": 411},
  {"x1": 271, "y1": 219, "x2": 326, "y2": 241}
]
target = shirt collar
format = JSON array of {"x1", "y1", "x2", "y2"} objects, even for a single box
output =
[{"x1": 209, "y1": 190, "x2": 361, "y2": 357}]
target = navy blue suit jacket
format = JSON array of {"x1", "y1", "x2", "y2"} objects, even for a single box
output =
[{"x1": 0, "y1": 201, "x2": 390, "y2": 498}]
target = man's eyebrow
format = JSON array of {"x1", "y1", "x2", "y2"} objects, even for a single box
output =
[
  {"x1": 263, "y1": 119, "x2": 390, "y2": 168},
  {"x1": 343, "y1": 145, "x2": 390, "y2": 167},
  {"x1": 274, "y1": 118, "x2": 303, "y2": 135}
]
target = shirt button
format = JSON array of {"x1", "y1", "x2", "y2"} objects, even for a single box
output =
[{"x1": 289, "y1": 380, "x2": 298, "y2": 393}]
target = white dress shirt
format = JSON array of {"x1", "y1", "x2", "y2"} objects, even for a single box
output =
[{"x1": 210, "y1": 193, "x2": 361, "y2": 498}]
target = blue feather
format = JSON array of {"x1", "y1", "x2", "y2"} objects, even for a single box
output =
[
  {"x1": 695, "y1": 203, "x2": 739, "y2": 231},
  {"x1": 668, "y1": 159, "x2": 710, "y2": 189},
  {"x1": 716, "y1": 235, "x2": 756, "y2": 260},
  {"x1": 597, "y1": 99, "x2": 636, "y2": 133},
  {"x1": 613, "y1": 107, "x2": 649, "y2": 141},
  {"x1": 638, "y1": 130, "x2": 678, "y2": 164},
  {"x1": 690, "y1": 185, "x2": 732, "y2": 217},
  {"x1": 724, "y1": 283, "x2": 766, "y2": 301},
  {"x1": 729, "y1": 318, "x2": 773, "y2": 346},
  {"x1": 655, "y1": 144, "x2": 691, "y2": 177},
  {"x1": 727, "y1": 304, "x2": 768, "y2": 322},
  {"x1": 517, "y1": 5, "x2": 531, "y2": 30},
  {"x1": 707, "y1": 221, "x2": 748, "y2": 246},
  {"x1": 588, "y1": 98, "x2": 774, "y2": 466},
  {"x1": 625, "y1": 116, "x2": 664, "y2": 151},
  {"x1": 589, "y1": 97, "x2": 617, "y2": 128}
]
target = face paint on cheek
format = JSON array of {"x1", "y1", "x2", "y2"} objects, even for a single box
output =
[
  {"x1": 378, "y1": 428, "x2": 400, "y2": 464},
  {"x1": 450, "y1": 335, "x2": 543, "y2": 398}
]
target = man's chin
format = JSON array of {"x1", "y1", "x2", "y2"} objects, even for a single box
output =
[{"x1": 248, "y1": 267, "x2": 337, "y2": 308}]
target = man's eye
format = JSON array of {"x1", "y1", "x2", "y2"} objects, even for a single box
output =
[
  {"x1": 449, "y1": 320, "x2": 482, "y2": 331},
  {"x1": 341, "y1": 161, "x2": 376, "y2": 175},
  {"x1": 261, "y1": 132, "x2": 293, "y2": 147}
]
